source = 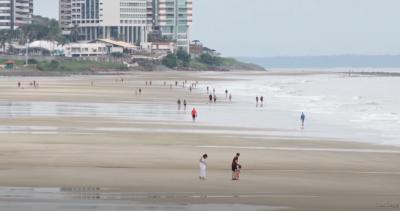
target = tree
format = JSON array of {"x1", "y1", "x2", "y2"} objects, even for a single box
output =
[
  {"x1": 162, "y1": 53, "x2": 178, "y2": 68},
  {"x1": 176, "y1": 48, "x2": 191, "y2": 67},
  {"x1": 198, "y1": 53, "x2": 222, "y2": 66},
  {"x1": 70, "y1": 24, "x2": 80, "y2": 42}
]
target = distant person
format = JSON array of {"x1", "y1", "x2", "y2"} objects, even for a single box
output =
[
  {"x1": 149, "y1": 81, "x2": 152, "y2": 86},
  {"x1": 229, "y1": 94, "x2": 232, "y2": 102},
  {"x1": 183, "y1": 99, "x2": 187, "y2": 110},
  {"x1": 138, "y1": 88, "x2": 142, "y2": 95},
  {"x1": 256, "y1": 96, "x2": 259, "y2": 107},
  {"x1": 189, "y1": 87, "x2": 192, "y2": 93},
  {"x1": 164, "y1": 81, "x2": 167, "y2": 86},
  {"x1": 206, "y1": 86, "x2": 209, "y2": 93},
  {"x1": 199, "y1": 154, "x2": 208, "y2": 180},
  {"x1": 17, "y1": 82, "x2": 21, "y2": 89},
  {"x1": 232, "y1": 153, "x2": 241, "y2": 180},
  {"x1": 209, "y1": 94, "x2": 213, "y2": 102},
  {"x1": 175, "y1": 81, "x2": 178, "y2": 86},
  {"x1": 177, "y1": 99, "x2": 182, "y2": 110},
  {"x1": 191, "y1": 108, "x2": 198, "y2": 121},
  {"x1": 213, "y1": 95, "x2": 217, "y2": 103},
  {"x1": 260, "y1": 96, "x2": 264, "y2": 106},
  {"x1": 301, "y1": 112, "x2": 306, "y2": 129},
  {"x1": 225, "y1": 89, "x2": 228, "y2": 98},
  {"x1": 145, "y1": 81, "x2": 148, "y2": 86},
  {"x1": 213, "y1": 88, "x2": 215, "y2": 94}
]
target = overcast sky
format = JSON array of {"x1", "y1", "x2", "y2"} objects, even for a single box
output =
[{"x1": 35, "y1": 0, "x2": 400, "y2": 57}]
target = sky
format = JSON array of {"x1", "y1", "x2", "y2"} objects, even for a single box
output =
[{"x1": 34, "y1": 0, "x2": 400, "y2": 57}]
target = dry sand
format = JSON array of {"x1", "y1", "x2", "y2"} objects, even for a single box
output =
[{"x1": 0, "y1": 71, "x2": 399, "y2": 211}]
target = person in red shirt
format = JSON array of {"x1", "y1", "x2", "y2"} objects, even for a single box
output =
[{"x1": 191, "y1": 108, "x2": 198, "y2": 121}]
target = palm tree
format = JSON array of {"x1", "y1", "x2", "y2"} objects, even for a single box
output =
[{"x1": 70, "y1": 24, "x2": 80, "y2": 42}]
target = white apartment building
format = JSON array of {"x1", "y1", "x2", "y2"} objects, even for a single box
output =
[
  {"x1": 60, "y1": 0, "x2": 192, "y2": 50},
  {"x1": 59, "y1": 0, "x2": 151, "y2": 44},
  {"x1": 0, "y1": 0, "x2": 33, "y2": 30},
  {"x1": 152, "y1": 0, "x2": 192, "y2": 50}
]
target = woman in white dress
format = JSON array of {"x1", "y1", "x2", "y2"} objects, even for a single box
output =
[{"x1": 199, "y1": 154, "x2": 208, "y2": 180}]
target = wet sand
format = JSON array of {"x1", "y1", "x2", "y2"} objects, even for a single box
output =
[{"x1": 0, "y1": 71, "x2": 399, "y2": 211}]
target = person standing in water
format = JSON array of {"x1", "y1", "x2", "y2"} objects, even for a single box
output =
[
  {"x1": 191, "y1": 108, "x2": 198, "y2": 121},
  {"x1": 199, "y1": 154, "x2": 208, "y2": 180},
  {"x1": 301, "y1": 112, "x2": 306, "y2": 129}
]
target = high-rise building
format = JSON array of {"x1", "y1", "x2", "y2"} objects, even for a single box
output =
[
  {"x1": 0, "y1": 0, "x2": 33, "y2": 30},
  {"x1": 59, "y1": 0, "x2": 151, "y2": 44},
  {"x1": 152, "y1": 0, "x2": 192, "y2": 50},
  {"x1": 60, "y1": 0, "x2": 192, "y2": 49}
]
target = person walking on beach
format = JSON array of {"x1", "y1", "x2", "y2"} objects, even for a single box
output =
[
  {"x1": 191, "y1": 108, "x2": 198, "y2": 121},
  {"x1": 301, "y1": 112, "x2": 306, "y2": 129},
  {"x1": 206, "y1": 86, "x2": 209, "y2": 93},
  {"x1": 199, "y1": 154, "x2": 208, "y2": 180},
  {"x1": 209, "y1": 94, "x2": 213, "y2": 103},
  {"x1": 260, "y1": 96, "x2": 264, "y2": 107},
  {"x1": 177, "y1": 99, "x2": 182, "y2": 110},
  {"x1": 18, "y1": 82, "x2": 21, "y2": 89},
  {"x1": 183, "y1": 100, "x2": 187, "y2": 110},
  {"x1": 232, "y1": 153, "x2": 241, "y2": 180},
  {"x1": 213, "y1": 95, "x2": 217, "y2": 103},
  {"x1": 229, "y1": 93, "x2": 232, "y2": 102},
  {"x1": 256, "y1": 96, "x2": 259, "y2": 107},
  {"x1": 225, "y1": 89, "x2": 228, "y2": 98}
]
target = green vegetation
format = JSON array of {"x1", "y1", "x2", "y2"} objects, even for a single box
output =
[
  {"x1": 161, "y1": 48, "x2": 251, "y2": 70},
  {"x1": 162, "y1": 48, "x2": 191, "y2": 68},
  {"x1": 162, "y1": 53, "x2": 178, "y2": 68},
  {"x1": 0, "y1": 15, "x2": 67, "y2": 53},
  {"x1": 197, "y1": 53, "x2": 223, "y2": 66},
  {"x1": 0, "y1": 58, "x2": 26, "y2": 65},
  {"x1": 36, "y1": 60, "x2": 128, "y2": 72},
  {"x1": 176, "y1": 48, "x2": 191, "y2": 67}
]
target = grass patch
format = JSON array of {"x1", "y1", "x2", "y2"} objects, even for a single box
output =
[{"x1": 37, "y1": 60, "x2": 128, "y2": 72}]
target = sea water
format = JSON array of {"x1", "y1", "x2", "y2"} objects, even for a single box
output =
[{"x1": 198, "y1": 71, "x2": 400, "y2": 146}]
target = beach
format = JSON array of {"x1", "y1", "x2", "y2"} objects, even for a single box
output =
[{"x1": 0, "y1": 71, "x2": 399, "y2": 211}]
